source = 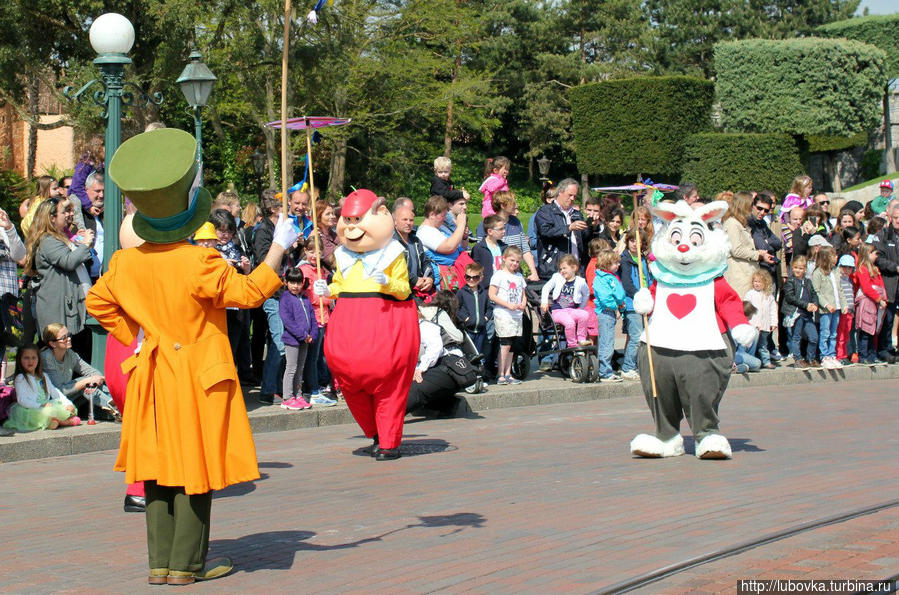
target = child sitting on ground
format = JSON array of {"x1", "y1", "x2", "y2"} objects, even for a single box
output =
[
  {"x1": 593, "y1": 249, "x2": 626, "y2": 383},
  {"x1": 430, "y1": 156, "x2": 469, "y2": 204},
  {"x1": 540, "y1": 254, "x2": 591, "y2": 348},
  {"x1": 279, "y1": 268, "x2": 318, "y2": 411},
  {"x1": 743, "y1": 270, "x2": 778, "y2": 369},
  {"x1": 3, "y1": 344, "x2": 80, "y2": 431},
  {"x1": 489, "y1": 246, "x2": 527, "y2": 385}
]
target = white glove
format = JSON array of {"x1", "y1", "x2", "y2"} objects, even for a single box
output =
[
  {"x1": 272, "y1": 214, "x2": 300, "y2": 251},
  {"x1": 633, "y1": 288, "x2": 654, "y2": 315},
  {"x1": 368, "y1": 271, "x2": 387, "y2": 285},
  {"x1": 731, "y1": 323, "x2": 757, "y2": 348},
  {"x1": 313, "y1": 279, "x2": 330, "y2": 296}
]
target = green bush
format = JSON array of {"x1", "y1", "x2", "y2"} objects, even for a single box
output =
[
  {"x1": 569, "y1": 76, "x2": 715, "y2": 177},
  {"x1": 0, "y1": 168, "x2": 30, "y2": 224},
  {"x1": 806, "y1": 131, "x2": 868, "y2": 153},
  {"x1": 680, "y1": 132, "x2": 805, "y2": 197},
  {"x1": 861, "y1": 148, "x2": 884, "y2": 181},
  {"x1": 818, "y1": 14, "x2": 899, "y2": 79},
  {"x1": 715, "y1": 38, "x2": 886, "y2": 137}
]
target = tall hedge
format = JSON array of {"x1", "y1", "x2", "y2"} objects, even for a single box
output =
[
  {"x1": 680, "y1": 133, "x2": 804, "y2": 197},
  {"x1": 715, "y1": 38, "x2": 886, "y2": 137},
  {"x1": 569, "y1": 76, "x2": 714, "y2": 177},
  {"x1": 817, "y1": 14, "x2": 899, "y2": 79}
]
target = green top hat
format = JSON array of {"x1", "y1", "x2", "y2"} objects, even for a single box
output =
[{"x1": 107, "y1": 128, "x2": 212, "y2": 244}]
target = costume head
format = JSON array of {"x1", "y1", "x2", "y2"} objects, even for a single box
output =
[
  {"x1": 337, "y1": 189, "x2": 394, "y2": 252},
  {"x1": 649, "y1": 200, "x2": 730, "y2": 286},
  {"x1": 107, "y1": 128, "x2": 212, "y2": 244}
]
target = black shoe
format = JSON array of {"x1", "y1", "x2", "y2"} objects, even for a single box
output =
[
  {"x1": 369, "y1": 435, "x2": 379, "y2": 458},
  {"x1": 124, "y1": 495, "x2": 146, "y2": 513},
  {"x1": 258, "y1": 394, "x2": 274, "y2": 405},
  {"x1": 375, "y1": 448, "x2": 401, "y2": 461}
]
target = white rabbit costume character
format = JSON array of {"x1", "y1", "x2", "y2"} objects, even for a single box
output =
[{"x1": 630, "y1": 201, "x2": 756, "y2": 460}]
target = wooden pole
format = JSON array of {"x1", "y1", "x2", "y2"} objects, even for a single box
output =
[
  {"x1": 634, "y1": 222, "x2": 658, "y2": 398},
  {"x1": 305, "y1": 119, "x2": 325, "y2": 320},
  {"x1": 280, "y1": 0, "x2": 291, "y2": 215}
]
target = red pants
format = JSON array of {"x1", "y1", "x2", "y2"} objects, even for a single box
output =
[
  {"x1": 836, "y1": 312, "x2": 854, "y2": 359},
  {"x1": 106, "y1": 335, "x2": 144, "y2": 497},
  {"x1": 324, "y1": 297, "x2": 419, "y2": 449}
]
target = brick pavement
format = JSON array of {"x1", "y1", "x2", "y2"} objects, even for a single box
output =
[{"x1": 1, "y1": 378, "x2": 897, "y2": 593}]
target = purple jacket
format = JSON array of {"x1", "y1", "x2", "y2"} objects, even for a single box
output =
[{"x1": 279, "y1": 291, "x2": 319, "y2": 346}]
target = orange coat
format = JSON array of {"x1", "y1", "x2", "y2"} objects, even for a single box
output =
[{"x1": 86, "y1": 242, "x2": 282, "y2": 494}]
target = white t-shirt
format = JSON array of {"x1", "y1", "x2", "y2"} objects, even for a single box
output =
[
  {"x1": 416, "y1": 225, "x2": 448, "y2": 252},
  {"x1": 490, "y1": 269, "x2": 527, "y2": 321}
]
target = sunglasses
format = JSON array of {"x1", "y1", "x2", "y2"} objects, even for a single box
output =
[
  {"x1": 818, "y1": 201, "x2": 830, "y2": 206},
  {"x1": 464, "y1": 274, "x2": 482, "y2": 280},
  {"x1": 53, "y1": 333, "x2": 71, "y2": 342},
  {"x1": 754, "y1": 205, "x2": 771, "y2": 214}
]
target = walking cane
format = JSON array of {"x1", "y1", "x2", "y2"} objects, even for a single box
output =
[
  {"x1": 634, "y1": 222, "x2": 658, "y2": 398},
  {"x1": 279, "y1": 0, "x2": 291, "y2": 216}
]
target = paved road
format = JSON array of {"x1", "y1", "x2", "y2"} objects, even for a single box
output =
[{"x1": 1, "y1": 379, "x2": 897, "y2": 593}]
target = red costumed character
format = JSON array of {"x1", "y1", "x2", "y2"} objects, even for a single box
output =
[{"x1": 315, "y1": 189, "x2": 419, "y2": 460}]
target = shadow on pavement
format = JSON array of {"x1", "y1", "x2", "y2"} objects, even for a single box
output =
[
  {"x1": 350, "y1": 438, "x2": 458, "y2": 458},
  {"x1": 682, "y1": 436, "x2": 765, "y2": 454},
  {"x1": 212, "y1": 512, "x2": 486, "y2": 572}
]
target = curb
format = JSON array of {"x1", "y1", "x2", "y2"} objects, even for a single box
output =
[{"x1": 1, "y1": 362, "x2": 897, "y2": 464}]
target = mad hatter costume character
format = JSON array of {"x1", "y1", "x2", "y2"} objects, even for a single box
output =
[
  {"x1": 630, "y1": 201, "x2": 756, "y2": 460},
  {"x1": 314, "y1": 189, "x2": 419, "y2": 461},
  {"x1": 85, "y1": 128, "x2": 299, "y2": 585}
]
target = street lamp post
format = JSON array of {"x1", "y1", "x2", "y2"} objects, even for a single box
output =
[
  {"x1": 176, "y1": 51, "x2": 217, "y2": 181},
  {"x1": 252, "y1": 148, "x2": 266, "y2": 201},
  {"x1": 63, "y1": 12, "x2": 163, "y2": 369}
]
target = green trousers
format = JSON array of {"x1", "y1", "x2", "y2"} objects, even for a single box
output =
[{"x1": 145, "y1": 480, "x2": 212, "y2": 573}]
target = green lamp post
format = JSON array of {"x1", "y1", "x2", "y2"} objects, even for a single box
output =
[
  {"x1": 176, "y1": 51, "x2": 217, "y2": 180},
  {"x1": 63, "y1": 12, "x2": 162, "y2": 369}
]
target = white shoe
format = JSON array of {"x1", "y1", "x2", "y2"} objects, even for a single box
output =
[
  {"x1": 600, "y1": 374, "x2": 622, "y2": 383},
  {"x1": 630, "y1": 434, "x2": 685, "y2": 458},
  {"x1": 695, "y1": 434, "x2": 732, "y2": 459},
  {"x1": 620, "y1": 370, "x2": 640, "y2": 380}
]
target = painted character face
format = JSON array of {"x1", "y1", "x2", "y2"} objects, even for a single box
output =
[
  {"x1": 650, "y1": 201, "x2": 730, "y2": 280},
  {"x1": 337, "y1": 203, "x2": 395, "y2": 253}
]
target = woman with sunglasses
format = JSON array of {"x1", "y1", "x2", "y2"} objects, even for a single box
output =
[
  {"x1": 23, "y1": 199, "x2": 94, "y2": 360},
  {"x1": 40, "y1": 322, "x2": 119, "y2": 421}
]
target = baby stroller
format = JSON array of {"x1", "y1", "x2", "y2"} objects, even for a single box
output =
[
  {"x1": 459, "y1": 330, "x2": 488, "y2": 394},
  {"x1": 511, "y1": 283, "x2": 598, "y2": 383}
]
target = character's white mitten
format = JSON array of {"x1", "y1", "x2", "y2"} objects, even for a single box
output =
[
  {"x1": 633, "y1": 288, "x2": 654, "y2": 315},
  {"x1": 731, "y1": 323, "x2": 757, "y2": 348},
  {"x1": 368, "y1": 271, "x2": 387, "y2": 285},
  {"x1": 272, "y1": 214, "x2": 300, "y2": 251},
  {"x1": 313, "y1": 279, "x2": 330, "y2": 296}
]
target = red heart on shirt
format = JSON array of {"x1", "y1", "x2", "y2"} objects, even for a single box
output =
[{"x1": 666, "y1": 293, "x2": 696, "y2": 319}]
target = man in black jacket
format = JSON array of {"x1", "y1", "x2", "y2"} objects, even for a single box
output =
[
  {"x1": 534, "y1": 178, "x2": 587, "y2": 280},
  {"x1": 873, "y1": 206, "x2": 899, "y2": 361},
  {"x1": 393, "y1": 203, "x2": 434, "y2": 298},
  {"x1": 748, "y1": 193, "x2": 782, "y2": 289}
]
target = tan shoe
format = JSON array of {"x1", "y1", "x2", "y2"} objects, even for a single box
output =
[
  {"x1": 148, "y1": 568, "x2": 168, "y2": 585},
  {"x1": 167, "y1": 557, "x2": 233, "y2": 585}
]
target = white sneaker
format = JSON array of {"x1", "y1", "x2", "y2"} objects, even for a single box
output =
[
  {"x1": 600, "y1": 374, "x2": 622, "y2": 383},
  {"x1": 620, "y1": 370, "x2": 640, "y2": 380}
]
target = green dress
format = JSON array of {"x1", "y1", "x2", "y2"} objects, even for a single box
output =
[{"x1": 3, "y1": 373, "x2": 75, "y2": 432}]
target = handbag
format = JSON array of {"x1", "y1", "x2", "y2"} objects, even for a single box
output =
[
  {"x1": 0, "y1": 292, "x2": 25, "y2": 348},
  {"x1": 439, "y1": 353, "x2": 479, "y2": 387}
]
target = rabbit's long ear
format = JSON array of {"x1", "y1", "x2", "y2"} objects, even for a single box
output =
[
  {"x1": 694, "y1": 200, "x2": 729, "y2": 224},
  {"x1": 652, "y1": 200, "x2": 690, "y2": 223}
]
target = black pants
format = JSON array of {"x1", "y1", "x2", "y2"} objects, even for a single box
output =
[
  {"x1": 877, "y1": 302, "x2": 896, "y2": 357},
  {"x1": 250, "y1": 306, "x2": 268, "y2": 380},
  {"x1": 407, "y1": 366, "x2": 459, "y2": 415}
]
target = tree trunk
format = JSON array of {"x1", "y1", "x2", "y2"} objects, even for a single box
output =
[
  {"x1": 328, "y1": 137, "x2": 347, "y2": 201},
  {"x1": 885, "y1": 89, "x2": 896, "y2": 174},
  {"x1": 208, "y1": 105, "x2": 228, "y2": 142},
  {"x1": 26, "y1": 74, "x2": 38, "y2": 178},
  {"x1": 528, "y1": 155, "x2": 534, "y2": 181},
  {"x1": 443, "y1": 38, "x2": 462, "y2": 159}
]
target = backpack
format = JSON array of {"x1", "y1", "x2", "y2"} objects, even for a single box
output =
[{"x1": 1, "y1": 292, "x2": 25, "y2": 348}]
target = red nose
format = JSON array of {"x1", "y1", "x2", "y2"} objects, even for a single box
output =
[{"x1": 677, "y1": 244, "x2": 690, "y2": 253}]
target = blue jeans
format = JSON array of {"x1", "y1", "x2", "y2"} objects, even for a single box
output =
[
  {"x1": 817, "y1": 312, "x2": 838, "y2": 359},
  {"x1": 789, "y1": 315, "x2": 818, "y2": 361},
  {"x1": 302, "y1": 328, "x2": 327, "y2": 393},
  {"x1": 753, "y1": 330, "x2": 771, "y2": 365},
  {"x1": 261, "y1": 297, "x2": 285, "y2": 395},
  {"x1": 622, "y1": 312, "x2": 643, "y2": 373},
  {"x1": 735, "y1": 345, "x2": 761, "y2": 371},
  {"x1": 596, "y1": 310, "x2": 617, "y2": 378}
]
